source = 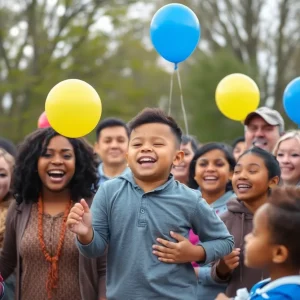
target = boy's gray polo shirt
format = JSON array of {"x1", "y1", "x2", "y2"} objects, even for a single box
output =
[{"x1": 77, "y1": 170, "x2": 234, "y2": 300}]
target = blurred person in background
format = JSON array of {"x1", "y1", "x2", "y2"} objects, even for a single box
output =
[
  {"x1": 171, "y1": 135, "x2": 198, "y2": 186},
  {"x1": 231, "y1": 137, "x2": 246, "y2": 162},
  {"x1": 273, "y1": 130, "x2": 300, "y2": 187},
  {"x1": 0, "y1": 148, "x2": 16, "y2": 300},
  {"x1": 94, "y1": 118, "x2": 129, "y2": 184},
  {"x1": 244, "y1": 107, "x2": 284, "y2": 153}
]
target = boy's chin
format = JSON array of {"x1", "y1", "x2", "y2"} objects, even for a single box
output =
[
  {"x1": 135, "y1": 173, "x2": 157, "y2": 180},
  {"x1": 134, "y1": 171, "x2": 165, "y2": 181}
]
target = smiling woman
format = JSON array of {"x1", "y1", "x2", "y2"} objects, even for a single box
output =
[
  {"x1": 37, "y1": 135, "x2": 76, "y2": 195},
  {"x1": 273, "y1": 130, "x2": 300, "y2": 187},
  {"x1": 189, "y1": 142, "x2": 235, "y2": 207},
  {"x1": 14, "y1": 128, "x2": 98, "y2": 204},
  {"x1": 0, "y1": 128, "x2": 107, "y2": 300}
]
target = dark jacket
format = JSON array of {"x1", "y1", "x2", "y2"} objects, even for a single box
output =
[{"x1": 211, "y1": 198, "x2": 268, "y2": 297}]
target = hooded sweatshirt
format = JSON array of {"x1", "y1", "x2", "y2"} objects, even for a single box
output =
[
  {"x1": 211, "y1": 197, "x2": 268, "y2": 297},
  {"x1": 195, "y1": 191, "x2": 235, "y2": 299}
]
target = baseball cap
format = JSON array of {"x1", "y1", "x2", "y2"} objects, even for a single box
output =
[{"x1": 244, "y1": 107, "x2": 285, "y2": 133}]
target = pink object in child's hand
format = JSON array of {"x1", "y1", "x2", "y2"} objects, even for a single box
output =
[
  {"x1": 189, "y1": 230, "x2": 200, "y2": 267},
  {"x1": 189, "y1": 229, "x2": 199, "y2": 245}
]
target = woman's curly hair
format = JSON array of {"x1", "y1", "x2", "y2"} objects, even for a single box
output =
[{"x1": 13, "y1": 127, "x2": 99, "y2": 204}]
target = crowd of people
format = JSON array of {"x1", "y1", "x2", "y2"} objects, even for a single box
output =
[{"x1": 0, "y1": 105, "x2": 299, "y2": 299}]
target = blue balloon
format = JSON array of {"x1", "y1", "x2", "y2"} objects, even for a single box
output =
[
  {"x1": 283, "y1": 77, "x2": 300, "y2": 124},
  {"x1": 150, "y1": 3, "x2": 200, "y2": 65}
]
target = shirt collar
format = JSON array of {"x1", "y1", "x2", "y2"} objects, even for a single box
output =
[
  {"x1": 120, "y1": 170, "x2": 175, "y2": 193},
  {"x1": 255, "y1": 276, "x2": 300, "y2": 295}
]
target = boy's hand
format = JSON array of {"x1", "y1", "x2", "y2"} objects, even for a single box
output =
[
  {"x1": 67, "y1": 199, "x2": 93, "y2": 242},
  {"x1": 152, "y1": 231, "x2": 205, "y2": 263},
  {"x1": 215, "y1": 293, "x2": 230, "y2": 300},
  {"x1": 216, "y1": 248, "x2": 240, "y2": 278}
]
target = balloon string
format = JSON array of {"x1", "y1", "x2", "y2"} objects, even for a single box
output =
[
  {"x1": 176, "y1": 68, "x2": 189, "y2": 135},
  {"x1": 168, "y1": 69, "x2": 175, "y2": 115}
]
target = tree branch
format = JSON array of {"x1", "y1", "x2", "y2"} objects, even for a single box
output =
[
  {"x1": 44, "y1": 1, "x2": 101, "y2": 67},
  {"x1": 260, "y1": 49, "x2": 273, "y2": 104},
  {"x1": 0, "y1": 33, "x2": 11, "y2": 71},
  {"x1": 27, "y1": 0, "x2": 39, "y2": 74},
  {"x1": 242, "y1": 0, "x2": 261, "y2": 65},
  {"x1": 46, "y1": 0, "x2": 59, "y2": 31},
  {"x1": 15, "y1": 30, "x2": 29, "y2": 68},
  {"x1": 274, "y1": 0, "x2": 290, "y2": 106},
  {"x1": 210, "y1": 1, "x2": 244, "y2": 62}
]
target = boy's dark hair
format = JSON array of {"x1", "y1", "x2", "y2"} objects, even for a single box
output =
[
  {"x1": 127, "y1": 108, "x2": 182, "y2": 146},
  {"x1": 95, "y1": 118, "x2": 129, "y2": 141},
  {"x1": 239, "y1": 147, "x2": 281, "y2": 180},
  {"x1": 232, "y1": 136, "x2": 245, "y2": 149},
  {"x1": 182, "y1": 135, "x2": 198, "y2": 153},
  {"x1": 14, "y1": 127, "x2": 99, "y2": 204},
  {"x1": 189, "y1": 142, "x2": 236, "y2": 190},
  {"x1": 267, "y1": 186, "x2": 300, "y2": 268}
]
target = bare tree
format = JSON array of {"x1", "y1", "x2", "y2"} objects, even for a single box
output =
[{"x1": 0, "y1": 0, "x2": 108, "y2": 138}]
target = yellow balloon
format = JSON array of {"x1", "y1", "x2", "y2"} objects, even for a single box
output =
[
  {"x1": 215, "y1": 73, "x2": 260, "y2": 121},
  {"x1": 45, "y1": 79, "x2": 102, "y2": 138}
]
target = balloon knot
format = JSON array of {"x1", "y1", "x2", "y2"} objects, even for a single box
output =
[{"x1": 174, "y1": 63, "x2": 178, "y2": 70}]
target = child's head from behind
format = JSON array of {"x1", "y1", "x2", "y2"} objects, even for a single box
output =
[
  {"x1": 189, "y1": 143, "x2": 235, "y2": 195},
  {"x1": 0, "y1": 148, "x2": 15, "y2": 202},
  {"x1": 245, "y1": 186, "x2": 300, "y2": 272},
  {"x1": 232, "y1": 147, "x2": 280, "y2": 202},
  {"x1": 127, "y1": 108, "x2": 183, "y2": 182},
  {"x1": 14, "y1": 127, "x2": 98, "y2": 204}
]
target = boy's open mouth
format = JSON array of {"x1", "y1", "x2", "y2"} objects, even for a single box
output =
[{"x1": 137, "y1": 156, "x2": 157, "y2": 165}]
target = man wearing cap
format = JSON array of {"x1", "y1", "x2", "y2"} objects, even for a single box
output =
[{"x1": 244, "y1": 106, "x2": 285, "y2": 153}]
